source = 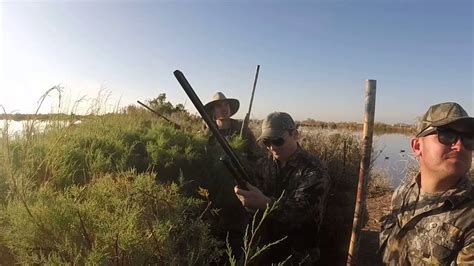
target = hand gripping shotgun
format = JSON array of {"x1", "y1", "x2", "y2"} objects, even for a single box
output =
[{"x1": 173, "y1": 70, "x2": 250, "y2": 190}]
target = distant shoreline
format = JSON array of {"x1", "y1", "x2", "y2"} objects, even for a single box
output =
[
  {"x1": 0, "y1": 113, "x2": 87, "y2": 121},
  {"x1": 0, "y1": 113, "x2": 416, "y2": 135},
  {"x1": 298, "y1": 120, "x2": 415, "y2": 135}
]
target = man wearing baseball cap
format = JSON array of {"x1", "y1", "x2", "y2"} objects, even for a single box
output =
[
  {"x1": 234, "y1": 112, "x2": 331, "y2": 264},
  {"x1": 380, "y1": 102, "x2": 474, "y2": 265}
]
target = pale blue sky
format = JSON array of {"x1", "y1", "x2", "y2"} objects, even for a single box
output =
[{"x1": 1, "y1": 0, "x2": 472, "y2": 124}]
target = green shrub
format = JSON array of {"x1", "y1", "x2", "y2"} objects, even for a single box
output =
[
  {"x1": 0, "y1": 102, "x2": 379, "y2": 264},
  {"x1": 0, "y1": 172, "x2": 220, "y2": 264}
]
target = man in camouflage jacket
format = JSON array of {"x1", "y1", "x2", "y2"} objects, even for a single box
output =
[
  {"x1": 380, "y1": 102, "x2": 474, "y2": 265},
  {"x1": 234, "y1": 112, "x2": 331, "y2": 264},
  {"x1": 203, "y1": 92, "x2": 261, "y2": 160},
  {"x1": 202, "y1": 92, "x2": 262, "y2": 262}
]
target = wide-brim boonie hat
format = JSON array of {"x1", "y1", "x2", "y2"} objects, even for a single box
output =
[
  {"x1": 417, "y1": 102, "x2": 474, "y2": 137},
  {"x1": 257, "y1": 112, "x2": 296, "y2": 142},
  {"x1": 204, "y1": 92, "x2": 240, "y2": 117}
]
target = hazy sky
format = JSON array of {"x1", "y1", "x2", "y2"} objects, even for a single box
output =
[{"x1": 0, "y1": 0, "x2": 472, "y2": 124}]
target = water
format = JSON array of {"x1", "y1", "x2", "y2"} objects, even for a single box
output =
[
  {"x1": 372, "y1": 133, "x2": 417, "y2": 188},
  {"x1": 300, "y1": 127, "x2": 417, "y2": 188},
  {"x1": 0, "y1": 120, "x2": 48, "y2": 137},
  {"x1": 0, "y1": 120, "x2": 78, "y2": 137}
]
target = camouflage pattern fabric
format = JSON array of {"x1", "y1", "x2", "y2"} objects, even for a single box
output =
[
  {"x1": 204, "y1": 118, "x2": 262, "y2": 161},
  {"x1": 249, "y1": 145, "x2": 331, "y2": 265},
  {"x1": 202, "y1": 118, "x2": 261, "y2": 262},
  {"x1": 416, "y1": 102, "x2": 474, "y2": 136},
  {"x1": 380, "y1": 174, "x2": 474, "y2": 265}
]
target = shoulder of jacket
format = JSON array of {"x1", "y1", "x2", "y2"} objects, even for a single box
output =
[
  {"x1": 230, "y1": 119, "x2": 242, "y2": 128},
  {"x1": 298, "y1": 149, "x2": 325, "y2": 169},
  {"x1": 390, "y1": 182, "x2": 415, "y2": 209}
]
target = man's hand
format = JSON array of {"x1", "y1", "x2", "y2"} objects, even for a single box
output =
[{"x1": 234, "y1": 182, "x2": 271, "y2": 210}]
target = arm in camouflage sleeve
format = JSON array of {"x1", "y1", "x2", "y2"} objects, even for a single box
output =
[
  {"x1": 457, "y1": 226, "x2": 474, "y2": 264},
  {"x1": 378, "y1": 185, "x2": 403, "y2": 260},
  {"x1": 379, "y1": 185, "x2": 403, "y2": 244},
  {"x1": 267, "y1": 166, "x2": 331, "y2": 229}
]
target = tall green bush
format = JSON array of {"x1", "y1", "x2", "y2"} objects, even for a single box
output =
[
  {"x1": 0, "y1": 100, "x2": 384, "y2": 264},
  {"x1": 0, "y1": 172, "x2": 220, "y2": 264}
]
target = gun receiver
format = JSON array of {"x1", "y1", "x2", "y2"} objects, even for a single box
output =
[{"x1": 173, "y1": 70, "x2": 249, "y2": 190}]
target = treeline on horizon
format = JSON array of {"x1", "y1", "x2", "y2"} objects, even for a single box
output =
[
  {"x1": 1, "y1": 111, "x2": 416, "y2": 136},
  {"x1": 299, "y1": 119, "x2": 416, "y2": 135}
]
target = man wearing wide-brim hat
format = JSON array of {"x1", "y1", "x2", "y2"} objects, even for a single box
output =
[
  {"x1": 380, "y1": 102, "x2": 474, "y2": 265},
  {"x1": 203, "y1": 92, "x2": 261, "y2": 155},
  {"x1": 202, "y1": 92, "x2": 261, "y2": 263},
  {"x1": 204, "y1": 92, "x2": 240, "y2": 119}
]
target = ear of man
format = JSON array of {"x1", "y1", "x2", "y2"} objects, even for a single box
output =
[
  {"x1": 290, "y1": 129, "x2": 299, "y2": 140},
  {"x1": 411, "y1": 137, "x2": 422, "y2": 157}
]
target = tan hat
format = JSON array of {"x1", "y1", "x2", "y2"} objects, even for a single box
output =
[
  {"x1": 257, "y1": 112, "x2": 296, "y2": 141},
  {"x1": 417, "y1": 102, "x2": 474, "y2": 137},
  {"x1": 204, "y1": 92, "x2": 240, "y2": 117}
]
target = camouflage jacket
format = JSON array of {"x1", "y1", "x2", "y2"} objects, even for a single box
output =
[
  {"x1": 380, "y1": 174, "x2": 474, "y2": 265},
  {"x1": 204, "y1": 118, "x2": 262, "y2": 160},
  {"x1": 250, "y1": 146, "x2": 331, "y2": 264},
  {"x1": 201, "y1": 119, "x2": 261, "y2": 260}
]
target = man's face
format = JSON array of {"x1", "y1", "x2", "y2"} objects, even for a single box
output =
[
  {"x1": 263, "y1": 130, "x2": 299, "y2": 162},
  {"x1": 213, "y1": 101, "x2": 231, "y2": 120},
  {"x1": 412, "y1": 125, "x2": 473, "y2": 180}
]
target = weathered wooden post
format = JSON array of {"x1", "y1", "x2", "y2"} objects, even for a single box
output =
[{"x1": 347, "y1": 79, "x2": 377, "y2": 265}]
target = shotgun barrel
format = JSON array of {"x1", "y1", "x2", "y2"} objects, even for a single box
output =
[
  {"x1": 137, "y1": 100, "x2": 181, "y2": 130},
  {"x1": 240, "y1": 65, "x2": 260, "y2": 138},
  {"x1": 173, "y1": 70, "x2": 249, "y2": 189}
]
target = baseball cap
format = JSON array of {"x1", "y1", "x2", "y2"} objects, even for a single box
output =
[
  {"x1": 258, "y1": 112, "x2": 296, "y2": 141},
  {"x1": 416, "y1": 102, "x2": 474, "y2": 137}
]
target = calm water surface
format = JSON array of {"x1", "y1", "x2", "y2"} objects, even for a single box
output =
[
  {"x1": 372, "y1": 133, "x2": 417, "y2": 188},
  {"x1": 0, "y1": 120, "x2": 50, "y2": 137},
  {"x1": 300, "y1": 128, "x2": 417, "y2": 188}
]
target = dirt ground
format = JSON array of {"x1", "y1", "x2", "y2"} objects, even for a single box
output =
[{"x1": 357, "y1": 191, "x2": 392, "y2": 266}]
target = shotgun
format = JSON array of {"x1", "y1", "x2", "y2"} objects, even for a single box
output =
[
  {"x1": 137, "y1": 100, "x2": 181, "y2": 130},
  {"x1": 173, "y1": 70, "x2": 250, "y2": 190},
  {"x1": 240, "y1": 65, "x2": 260, "y2": 138}
]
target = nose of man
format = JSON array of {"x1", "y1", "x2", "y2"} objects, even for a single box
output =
[{"x1": 451, "y1": 138, "x2": 465, "y2": 151}]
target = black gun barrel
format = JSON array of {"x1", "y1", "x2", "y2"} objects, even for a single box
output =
[
  {"x1": 137, "y1": 100, "x2": 182, "y2": 130},
  {"x1": 240, "y1": 65, "x2": 260, "y2": 138},
  {"x1": 173, "y1": 70, "x2": 249, "y2": 189}
]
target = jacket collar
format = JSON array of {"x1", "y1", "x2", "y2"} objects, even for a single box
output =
[{"x1": 407, "y1": 173, "x2": 473, "y2": 209}]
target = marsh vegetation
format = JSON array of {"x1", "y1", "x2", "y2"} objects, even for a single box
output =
[{"x1": 0, "y1": 93, "x2": 394, "y2": 264}]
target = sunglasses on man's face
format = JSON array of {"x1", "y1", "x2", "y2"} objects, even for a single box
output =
[
  {"x1": 262, "y1": 137, "x2": 286, "y2": 147},
  {"x1": 425, "y1": 128, "x2": 474, "y2": 150}
]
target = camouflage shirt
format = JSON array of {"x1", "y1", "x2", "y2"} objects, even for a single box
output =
[
  {"x1": 250, "y1": 145, "x2": 331, "y2": 264},
  {"x1": 380, "y1": 174, "x2": 474, "y2": 265},
  {"x1": 204, "y1": 118, "x2": 262, "y2": 160},
  {"x1": 201, "y1": 119, "x2": 262, "y2": 261}
]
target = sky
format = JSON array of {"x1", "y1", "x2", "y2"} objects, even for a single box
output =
[{"x1": 0, "y1": 0, "x2": 472, "y2": 124}]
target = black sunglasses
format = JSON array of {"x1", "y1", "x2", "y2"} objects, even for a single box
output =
[
  {"x1": 262, "y1": 137, "x2": 286, "y2": 147},
  {"x1": 425, "y1": 128, "x2": 474, "y2": 150}
]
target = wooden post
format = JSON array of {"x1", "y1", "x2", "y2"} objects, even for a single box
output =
[{"x1": 347, "y1": 79, "x2": 377, "y2": 265}]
